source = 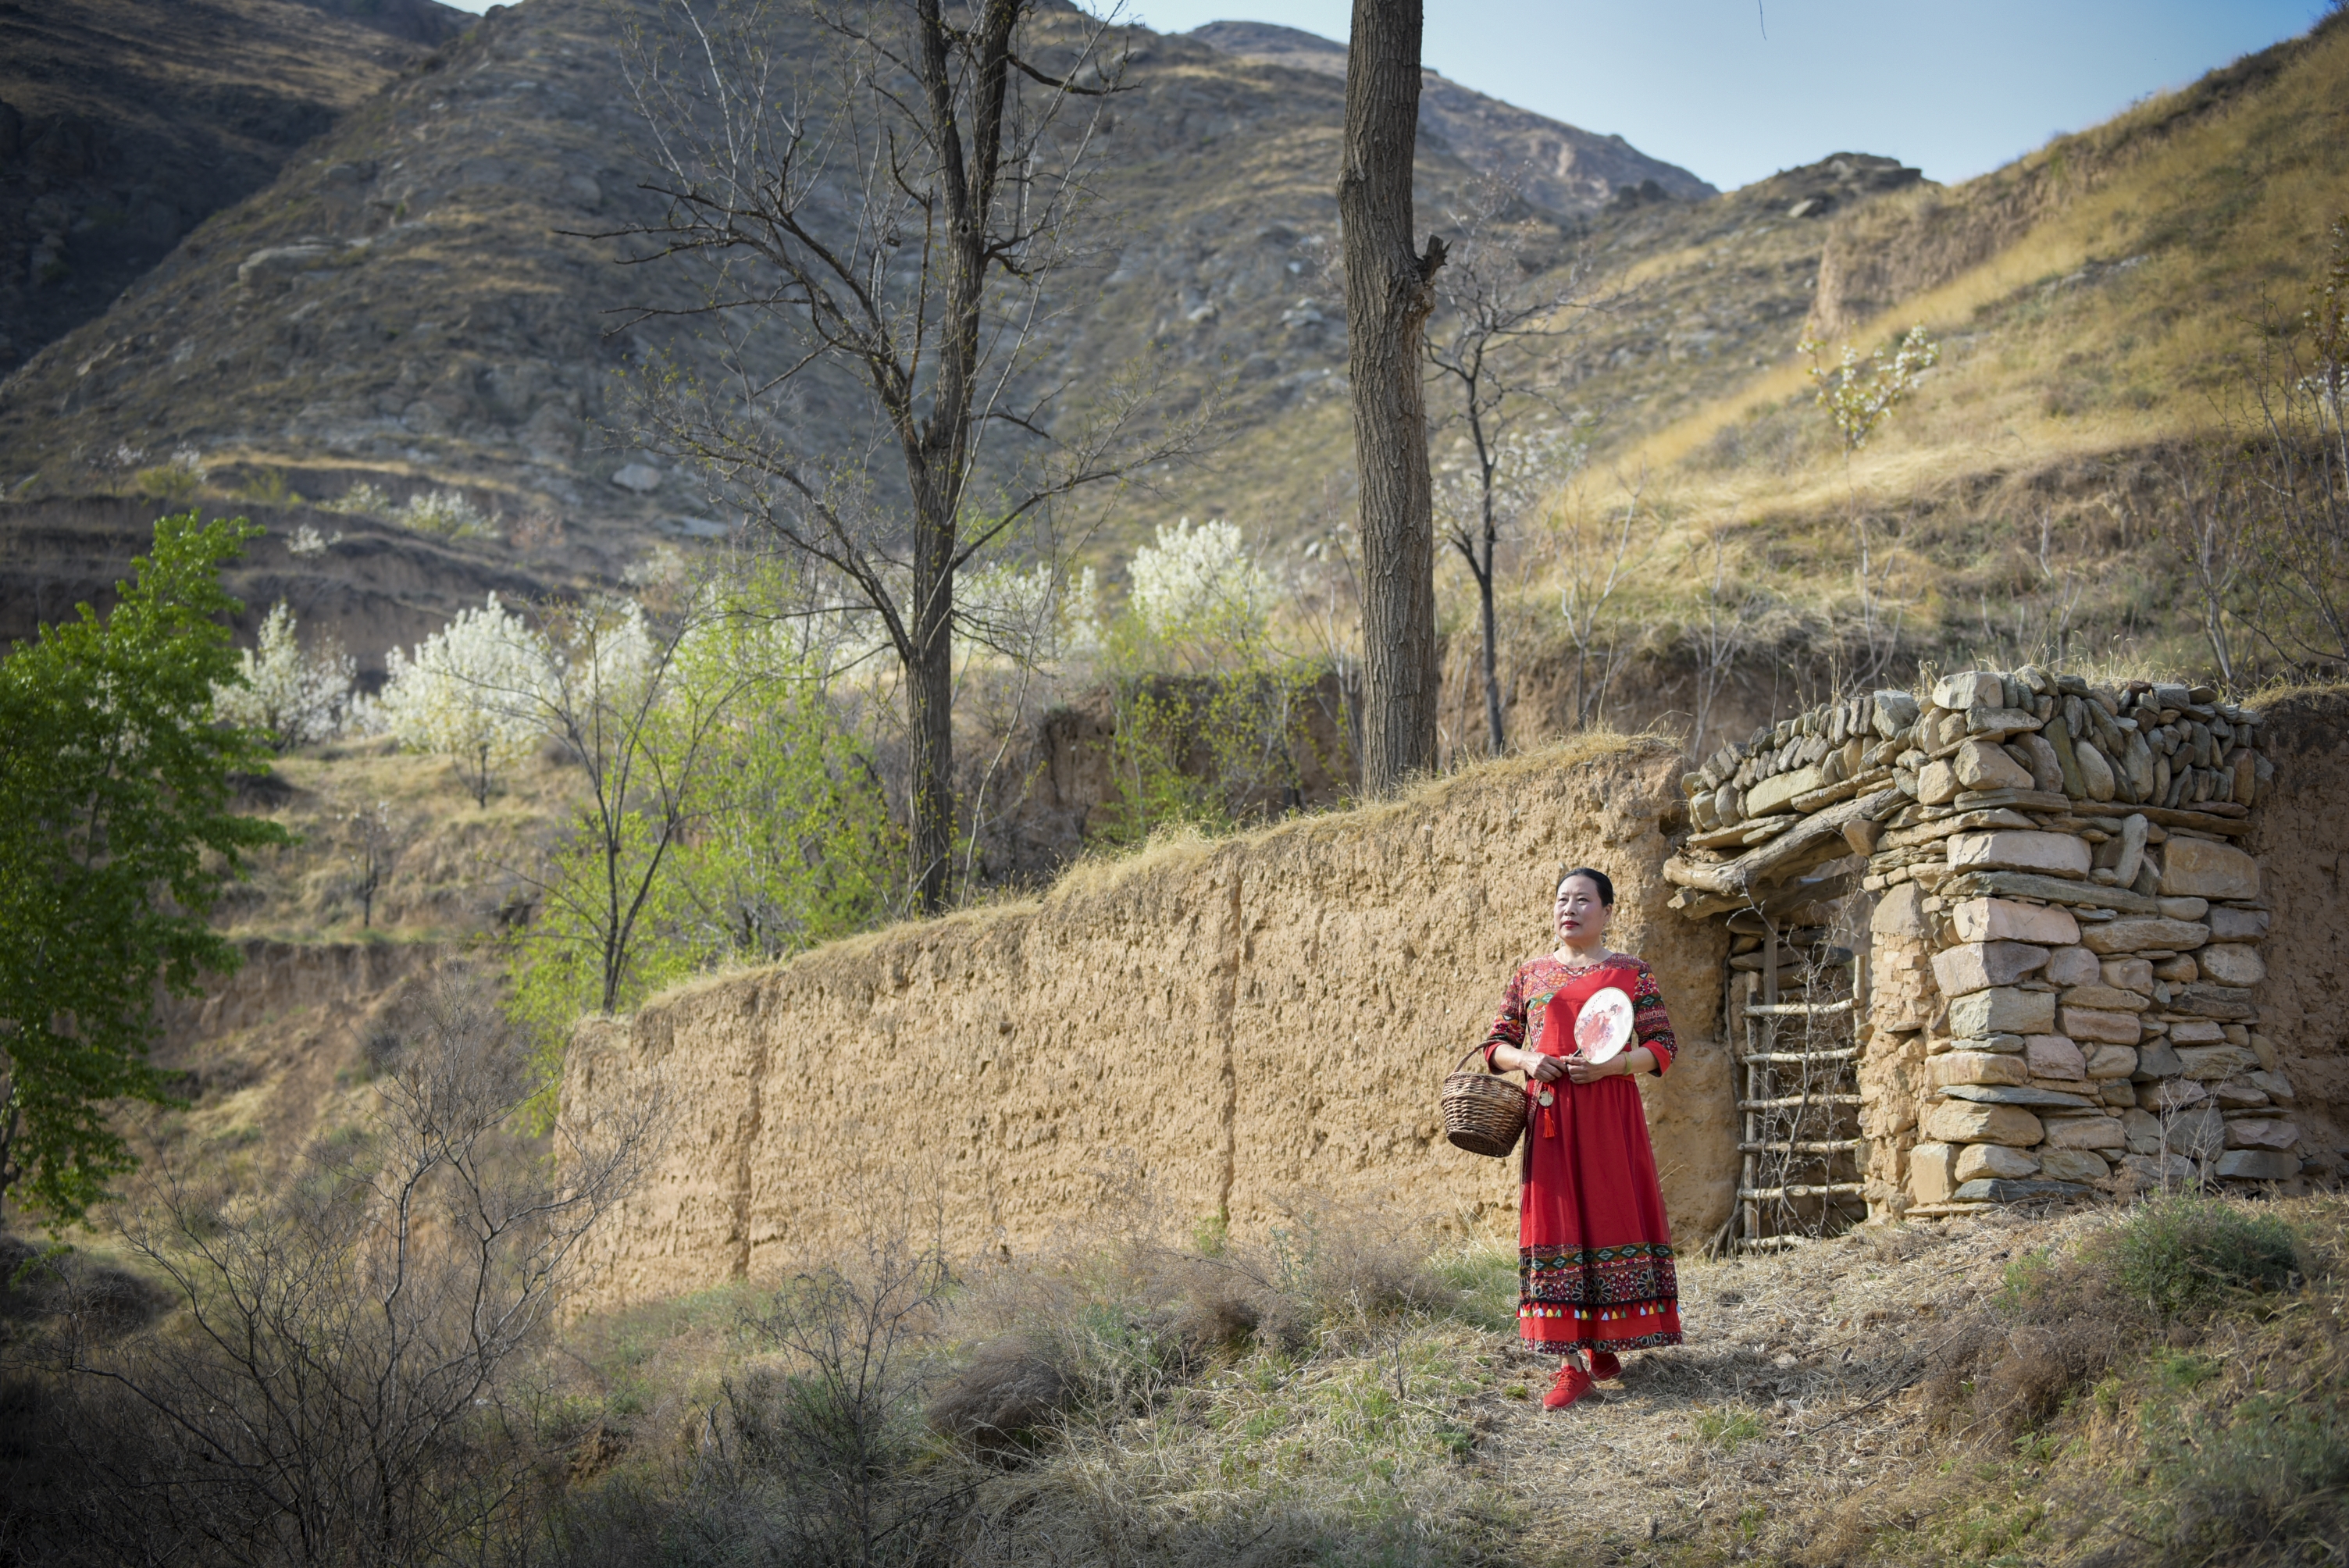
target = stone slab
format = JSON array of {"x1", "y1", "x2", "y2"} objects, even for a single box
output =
[
  {"x1": 2060, "y1": 984, "x2": 2148, "y2": 1013},
  {"x1": 1951, "y1": 897, "x2": 2080, "y2": 946},
  {"x1": 2044, "y1": 1116, "x2": 2127, "y2": 1150},
  {"x1": 1747, "y1": 764, "x2": 1827, "y2": 818},
  {"x1": 2079, "y1": 917, "x2": 2212, "y2": 954},
  {"x1": 2026, "y1": 1035, "x2": 2088, "y2": 1078},
  {"x1": 2044, "y1": 946, "x2": 2101, "y2": 987},
  {"x1": 2165, "y1": 1105, "x2": 2227, "y2": 1154},
  {"x1": 2119, "y1": 1152, "x2": 2199, "y2": 1189},
  {"x1": 1944, "y1": 1034, "x2": 2026, "y2": 1054},
  {"x1": 2177, "y1": 1044, "x2": 2258, "y2": 1080},
  {"x1": 1933, "y1": 672, "x2": 2005, "y2": 708},
  {"x1": 2172, "y1": 984, "x2": 2257, "y2": 1021},
  {"x1": 2208, "y1": 907, "x2": 2271, "y2": 941},
  {"x1": 2084, "y1": 1045, "x2": 2139, "y2": 1080},
  {"x1": 1955, "y1": 1142, "x2": 2037, "y2": 1180},
  {"x1": 2248, "y1": 1070, "x2": 2297, "y2": 1100},
  {"x1": 1954, "y1": 738, "x2": 2035, "y2": 790},
  {"x1": 2198, "y1": 944, "x2": 2266, "y2": 986},
  {"x1": 1922, "y1": 1100, "x2": 2045, "y2": 1146},
  {"x1": 1954, "y1": 1178, "x2": 2094, "y2": 1203},
  {"x1": 2215, "y1": 1149, "x2": 2298, "y2": 1181},
  {"x1": 2161, "y1": 837, "x2": 2261, "y2": 900},
  {"x1": 2061, "y1": 1006, "x2": 2143, "y2": 1045},
  {"x1": 1948, "y1": 831, "x2": 2093, "y2": 879},
  {"x1": 1941, "y1": 1083, "x2": 2096, "y2": 1108},
  {"x1": 1965, "y1": 707, "x2": 2045, "y2": 740},
  {"x1": 2041, "y1": 1148, "x2": 2114, "y2": 1184},
  {"x1": 1929, "y1": 1051, "x2": 2031, "y2": 1089},
  {"x1": 1909, "y1": 1141, "x2": 1959, "y2": 1204},
  {"x1": 2224, "y1": 1119, "x2": 2300, "y2": 1150},
  {"x1": 1948, "y1": 986, "x2": 2058, "y2": 1038},
  {"x1": 1933, "y1": 940, "x2": 2051, "y2": 996},
  {"x1": 1940, "y1": 871, "x2": 2158, "y2": 914}
]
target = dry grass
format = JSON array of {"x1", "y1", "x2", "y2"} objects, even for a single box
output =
[
  {"x1": 536, "y1": 1192, "x2": 2348, "y2": 1566},
  {"x1": 1417, "y1": 15, "x2": 2349, "y2": 708},
  {"x1": 219, "y1": 737, "x2": 589, "y2": 945}
]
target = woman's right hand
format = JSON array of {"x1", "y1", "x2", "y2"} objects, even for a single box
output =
[{"x1": 1500, "y1": 1045, "x2": 1564, "y2": 1082}]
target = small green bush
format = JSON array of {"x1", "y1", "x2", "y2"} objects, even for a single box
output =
[
  {"x1": 2142, "y1": 1392, "x2": 2349, "y2": 1565},
  {"x1": 2100, "y1": 1197, "x2": 2303, "y2": 1319}
]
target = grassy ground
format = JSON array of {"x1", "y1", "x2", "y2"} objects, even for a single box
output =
[
  {"x1": 539, "y1": 1191, "x2": 2347, "y2": 1567},
  {"x1": 216, "y1": 736, "x2": 586, "y2": 946}
]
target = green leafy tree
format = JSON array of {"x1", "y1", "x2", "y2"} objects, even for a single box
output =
[
  {"x1": 0, "y1": 511, "x2": 289, "y2": 1225},
  {"x1": 504, "y1": 580, "x2": 900, "y2": 1065},
  {"x1": 1089, "y1": 521, "x2": 1345, "y2": 843}
]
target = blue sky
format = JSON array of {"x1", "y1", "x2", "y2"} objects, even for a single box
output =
[{"x1": 442, "y1": 0, "x2": 2329, "y2": 191}]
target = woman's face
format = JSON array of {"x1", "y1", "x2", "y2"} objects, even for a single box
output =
[{"x1": 1555, "y1": 875, "x2": 1612, "y2": 946}]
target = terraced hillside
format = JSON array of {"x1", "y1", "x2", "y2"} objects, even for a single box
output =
[
  {"x1": 0, "y1": 0, "x2": 1709, "y2": 558},
  {"x1": 4, "y1": 2, "x2": 2344, "y2": 732},
  {"x1": 0, "y1": 0, "x2": 468, "y2": 375}
]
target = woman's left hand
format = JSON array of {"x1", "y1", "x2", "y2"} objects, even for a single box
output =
[
  {"x1": 1563, "y1": 1054, "x2": 1624, "y2": 1084},
  {"x1": 1564, "y1": 1046, "x2": 1654, "y2": 1084}
]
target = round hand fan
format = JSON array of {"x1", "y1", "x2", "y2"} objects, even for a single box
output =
[{"x1": 1574, "y1": 986, "x2": 1634, "y2": 1064}]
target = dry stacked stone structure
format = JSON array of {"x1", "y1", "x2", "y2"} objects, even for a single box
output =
[{"x1": 1667, "y1": 665, "x2": 2297, "y2": 1218}]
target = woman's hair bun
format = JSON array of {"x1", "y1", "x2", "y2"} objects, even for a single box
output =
[{"x1": 1556, "y1": 865, "x2": 1616, "y2": 907}]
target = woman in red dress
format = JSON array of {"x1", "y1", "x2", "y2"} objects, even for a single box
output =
[{"x1": 1481, "y1": 866, "x2": 1683, "y2": 1410}]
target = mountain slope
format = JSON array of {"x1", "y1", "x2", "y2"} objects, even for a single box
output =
[
  {"x1": 0, "y1": 0, "x2": 1721, "y2": 554},
  {"x1": 0, "y1": 0, "x2": 469, "y2": 374},
  {"x1": 1186, "y1": 20, "x2": 1715, "y2": 215}
]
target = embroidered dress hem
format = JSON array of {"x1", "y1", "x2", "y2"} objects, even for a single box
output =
[{"x1": 1517, "y1": 1239, "x2": 1684, "y2": 1352}]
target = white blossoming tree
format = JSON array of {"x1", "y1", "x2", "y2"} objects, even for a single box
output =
[
  {"x1": 210, "y1": 600, "x2": 356, "y2": 750},
  {"x1": 1125, "y1": 518, "x2": 1277, "y2": 671},
  {"x1": 1091, "y1": 520, "x2": 1338, "y2": 843},
  {"x1": 376, "y1": 594, "x2": 547, "y2": 804}
]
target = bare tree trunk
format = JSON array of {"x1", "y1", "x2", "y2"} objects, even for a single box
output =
[
  {"x1": 907, "y1": 479, "x2": 957, "y2": 909},
  {"x1": 1340, "y1": 0, "x2": 1443, "y2": 791},
  {"x1": 1477, "y1": 528, "x2": 1503, "y2": 753}
]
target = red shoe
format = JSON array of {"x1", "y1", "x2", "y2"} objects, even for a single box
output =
[
  {"x1": 1588, "y1": 1351, "x2": 1622, "y2": 1381},
  {"x1": 1542, "y1": 1362, "x2": 1595, "y2": 1410}
]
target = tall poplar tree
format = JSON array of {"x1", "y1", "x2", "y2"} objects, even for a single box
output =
[{"x1": 1339, "y1": 0, "x2": 1445, "y2": 790}]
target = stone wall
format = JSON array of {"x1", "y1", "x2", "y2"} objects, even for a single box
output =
[
  {"x1": 558, "y1": 737, "x2": 1735, "y2": 1313},
  {"x1": 1666, "y1": 668, "x2": 2312, "y2": 1216}
]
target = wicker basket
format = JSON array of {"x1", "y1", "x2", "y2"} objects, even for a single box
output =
[{"x1": 1441, "y1": 1045, "x2": 1527, "y2": 1158}]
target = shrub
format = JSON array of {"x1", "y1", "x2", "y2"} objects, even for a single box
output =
[
  {"x1": 319, "y1": 480, "x2": 394, "y2": 517},
  {"x1": 2098, "y1": 1196, "x2": 2304, "y2": 1320},
  {"x1": 399, "y1": 487, "x2": 502, "y2": 540},
  {"x1": 2140, "y1": 1390, "x2": 2349, "y2": 1566}
]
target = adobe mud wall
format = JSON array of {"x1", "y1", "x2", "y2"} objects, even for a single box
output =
[
  {"x1": 561, "y1": 738, "x2": 1734, "y2": 1312},
  {"x1": 2244, "y1": 687, "x2": 2349, "y2": 1179}
]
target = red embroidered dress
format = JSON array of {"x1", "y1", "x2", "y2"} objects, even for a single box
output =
[{"x1": 1482, "y1": 953, "x2": 1683, "y2": 1354}]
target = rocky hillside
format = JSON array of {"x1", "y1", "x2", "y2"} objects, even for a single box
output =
[
  {"x1": 0, "y1": 0, "x2": 469, "y2": 376},
  {"x1": 1187, "y1": 20, "x2": 1715, "y2": 214},
  {"x1": 0, "y1": 0, "x2": 1730, "y2": 561},
  {"x1": 3, "y1": 0, "x2": 2343, "y2": 713}
]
